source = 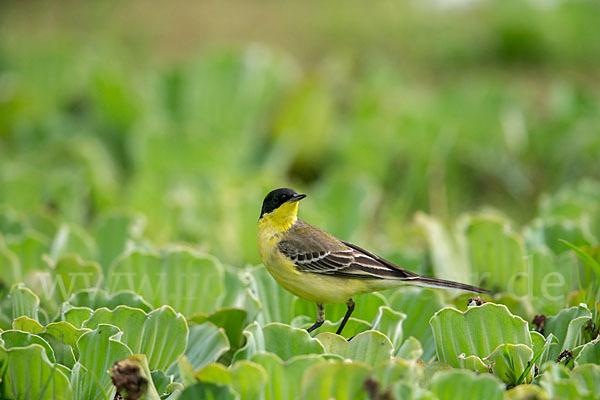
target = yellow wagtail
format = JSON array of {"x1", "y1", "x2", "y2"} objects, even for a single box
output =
[{"x1": 257, "y1": 188, "x2": 488, "y2": 335}]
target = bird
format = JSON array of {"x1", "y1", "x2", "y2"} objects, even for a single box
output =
[{"x1": 257, "y1": 187, "x2": 489, "y2": 336}]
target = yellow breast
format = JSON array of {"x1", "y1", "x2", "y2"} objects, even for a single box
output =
[
  {"x1": 257, "y1": 200, "x2": 299, "y2": 259},
  {"x1": 257, "y1": 209, "x2": 306, "y2": 298},
  {"x1": 257, "y1": 204, "x2": 384, "y2": 304}
]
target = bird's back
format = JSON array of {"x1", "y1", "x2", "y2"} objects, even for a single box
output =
[{"x1": 279, "y1": 219, "x2": 348, "y2": 254}]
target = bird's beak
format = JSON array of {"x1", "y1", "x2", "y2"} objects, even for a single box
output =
[{"x1": 289, "y1": 193, "x2": 307, "y2": 202}]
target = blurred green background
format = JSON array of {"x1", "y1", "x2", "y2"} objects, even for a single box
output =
[{"x1": 1, "y1": 0, "x2": 599, "y2": 267}]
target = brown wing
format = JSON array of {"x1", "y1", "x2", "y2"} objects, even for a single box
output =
[
  {"x1": 277, "y1": 220, "x2": 489, "y2": 294},
  {"x1": 277, "y1": 220, "x2": 416, "y2": 279}
]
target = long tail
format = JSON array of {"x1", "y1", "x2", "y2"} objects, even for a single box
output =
[
  {"x1": 404, "y1": 276, "x2": 489, "y2": 294},
  {"x1": 340, "y1": 240, "x2": 490, "y2": 294}
]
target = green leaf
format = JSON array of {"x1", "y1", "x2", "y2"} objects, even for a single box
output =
[
  {"x1": 485, "y1": 292, "x2": 533, "y2": 323},
  {"x1": 94, "y1": 212, "x2": 145, "y2": 273},
  {"x1": 110, "y1": 354, "x2": 162, "y2": 400},
  {"x1": 310, "y1": 317, "x2": 371, "y2": 338},
  {"x1": 186, "y1": 322, "x2": 229, "y2": 368},
  {"x1": 530, "y1": 330, "x2": 557, "y2": 368},
  {"x1": 505, "y1": 384, "x2": 550, "y2": 400},
  {"x1": 421, "y1": 361, "x2": 453, "y2": 387},
  {"x1": 108, "y1": 248, "x2": 225, "y2": 316},
  {"x1": 40, "y1": 321, "x2": 90, "y2": 368},
  {"x1": 395, "y1": 336, "x2": 424, "y2": 360},
  {"x1": 71, "y1": 324, "x2": 133, "y2": 400},
  {"x1": 294, "y1": 292, "x2": 388, "y2": 328},
  {"x1": 229, "y1": 360, "x2": 268, "y2": 400},
  {"x1": 299, "y1": 359, "x2": 372, "y2": 400},
  {"x1": 566, "y1": 364, "x2": 600, "y2": 397},
  {"x1": 231, "y1": 322, "x2": 264, "y2": 362},
  {"x1": 0, "y1": 241, "x2": 20, "y2": 288},
  {"x1": 544, "y1": 304, "x2": 592, "y2": 360},
  {"x1": 0, "y1": 208, "x2": 26, "y2": 237},
  {"x1": 28, "y1": 212, "x2": 60, "y2": 240},
  {"x1": 177, "y1": 356, "x2": 198, "y2": 386},
  {"x1": 60, "y1": 303, "x2": 93, "y2": 328},
  {"x1": 526, "y1": 249, "x2": 575, "y2": 315},
  {"x1": 539, "y1": 362, "x2": 578, "y2": 399},
  {"x1": 7, "y1": 283, "x2": 40, "y2": 321},
  {"x1": 40, "y1": 332, "x2": 77, "y2": 369},
  {"x1": 12, "y1": 315, "x2": 44, "y2": 333},
  {"x1": 372, "y1": 357, "x2": 423, "y2": 387},
  {"x1": 189, "y1": 307, "x2": 248, "y2": 349},
  {"x1": 167, "y1": 322, "x2": 229, "y2": 381},
  {"x1": 527, "y1": 218, "x2": 592, "y2": 255},
  {"x1": 484, "y1": 343, "x2": 534, "y2": 385},
  {"x1": 251, "y1": 353, "x2": 325, "y2": 400},
  {"x1": 151, "y1": 370, "x2": 174, "y2": 396},
  {"x1": 430, "y1": 303, "x2": 531, "y2": 369},
  {"x1": 178, "y1": 382, "x2": 238, "y2": 400},
  {"x1": 462, "y1": 216, "x2": 526, "y2": 294},
  {"x1": 1, "y1": 330, "x2": 56, "y2": 362},
  {"x1": 242, "y1": 266, "x2": 296, "y2": 325},
  {"x1": 49, "y1": 223, "x2": 97, "y2": 263},
  {"x1": 415, "y1": 213, "x2": 471, "y2": 289},
  {"x1": 4, "y1": 231, "x2": 50, "y2": 279},
  {"x1": 51, "y1": 255, "x2": 103, "y2": 303},
  {"x1": 0, "y1": 344, "x2": 72, "y2": 400},
  {"x1": 574, "y1": 338, "x2": 600, "y2": 366},
  {"x1": 540, "y1": 362, "x2": 600, "y2": 399},
  {"x1": 389, "y1": 287, "x2": 446, "y2": 361},
  {"x1": 372, "y1": 358, "x2": 430, "y2": 400},
  {"x1": 84, "y1": 305, "x2": 189, "y2": 370},
  {"x1": 559, "y1": 239, "x2": 600, "y2": 281},
  {"x1": 316, "y1": 330, "x2": 393, "y2": 366},
  {"x1": 66, "y1": 288, "x2": 153, "y2": 312},
  {"x1": 233, "y1": 322, "x2": 325, "y2": 362},
  {"x1": 220, "y1": 266, "x2": 260, "y2": 316},
  {"x1": 561, "y1": 314, "x2": 592, "y2": 355},
  {"x1": 428, "y1": 369, "x2": 504, "y2": 400},
  {"x1": 370, "y1": 306, "x2": 405, "y2": 352},
  {"x1": 196, "y1": 363, "x2": 232, "y2": 385},
  {"x1": 262, "y1": 323, "x2": 325, "y2": 361},
  {"x1": 539, "y1": 180, "x2": 600, "y2": 221},
  {"x1": 456, "y1": 354, "x2": 489, "y2": 373},
  {"x1": 165, "y1": 383, "x2": 185, "y2": 399}
]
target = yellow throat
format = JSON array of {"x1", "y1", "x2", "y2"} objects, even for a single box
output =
[{"x1": 258, "y1": 200, "x2": 299, "y2": 234}]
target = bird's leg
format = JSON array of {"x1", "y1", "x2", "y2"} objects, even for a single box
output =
[
  {"x1": 336, "y1": 298, "x2": 355, "y2": 335},
  {"x1": 307, "y1": 303, "x2": 325, "y2": 333}
]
